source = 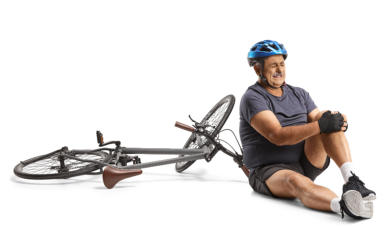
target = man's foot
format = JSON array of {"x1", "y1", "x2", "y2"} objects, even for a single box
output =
[
  {"x1": 346, "y1": 172, "x2": 376, "y2": 200},
  {"x1": 340, "y1": 172, "x2": 376, "y2": 219},
  {"x1": 340, "y1": 191, "x2": 373, "y2": 219}
]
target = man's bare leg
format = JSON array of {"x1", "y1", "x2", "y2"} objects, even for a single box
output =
[
  {"x1": 265, "y1": 170, "x2": 337, "y2": 211},
  {"x1": 265, "y1": 112, "x2": 375, "y2": 217},
  {"x1": 264, "y1": 127, "x2": 354, "y2": 213},
  {"x1": 264, "y1": 112, "x2": 352, "y2": 212},
  {"x1": 313, "y1": 128, "x2": 375, "y2": 218},
  {"x1": 304, "y1": 111, "x2": 351, "y2": 169},
  {"x1": 263, "y1": 111, "x2": 349, "y2": 212}
]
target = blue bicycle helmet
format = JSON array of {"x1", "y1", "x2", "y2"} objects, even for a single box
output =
[{"x1": 248, "y1": 40, "x2": 287, "y2": 66}]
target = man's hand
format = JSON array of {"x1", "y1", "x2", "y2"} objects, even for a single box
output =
[{"x1": 318, "y1": 111, "x2": 346, "y2": 133}]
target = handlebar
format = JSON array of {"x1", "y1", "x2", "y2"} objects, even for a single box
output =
[{"x1": 175, "y1": 121, "x2": 195, "y2": 132}]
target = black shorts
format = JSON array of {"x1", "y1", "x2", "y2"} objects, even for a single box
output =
[{"x1": 248, "y1": 153, "x2": 330, "y2": 197}]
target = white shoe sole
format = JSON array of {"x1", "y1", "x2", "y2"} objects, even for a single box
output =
[
  {"x1": 363, "y1": 193, "x2": 376, "y2": 201},
  {"x1": 343, "y1": 190, "x2": 374, "y2": 219}
]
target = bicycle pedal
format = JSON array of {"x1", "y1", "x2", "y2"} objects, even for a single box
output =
[{"x1": 133, "y1": 156, "x2": 141, "y2": 164}]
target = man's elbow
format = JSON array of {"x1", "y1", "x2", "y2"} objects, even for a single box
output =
[
  {"x1": 268, "y1": 131, "x2": 289, "y2": 146},
  {"x1": 272, "y1": 138, "x2": 290, "y2": 146}
]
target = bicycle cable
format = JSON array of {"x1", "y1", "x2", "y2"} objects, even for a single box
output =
[
  {"x1": 218, "y1": 138, "x2": 239, "y2": 155},
  {"x1": 62, "y1": 154, "x2": 112, "y2": 167},
  {"x1": 217, "y1": 128, "x2": 243, "y2": 155}
]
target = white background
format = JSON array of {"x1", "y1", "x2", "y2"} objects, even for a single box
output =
[{"x1": 1, "y1": 0, "x2": 388, "y2": 227}]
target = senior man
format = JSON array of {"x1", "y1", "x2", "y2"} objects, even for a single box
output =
[{"x1": 239, "y1": 40, "x2": 376, "y2": 219}]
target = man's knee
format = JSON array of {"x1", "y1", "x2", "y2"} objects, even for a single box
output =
[
  {"x1": 314, "y1": 110, "x2": 348, "y2": 122},
  {"x1": 285, "y1": 173, "x2": 314, "y2": 197}
]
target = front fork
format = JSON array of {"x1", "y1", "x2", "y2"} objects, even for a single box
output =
[{"x1": 198, "y1": 132, "x2": 249, "y2": 177}]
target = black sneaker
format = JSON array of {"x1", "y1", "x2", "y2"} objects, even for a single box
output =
[
  {"x1": 345, "y1": 172, "x2": 376, "y2": 200},
  {"x1": 340, "y1": 172, "x2": 376, "y2": 219}
]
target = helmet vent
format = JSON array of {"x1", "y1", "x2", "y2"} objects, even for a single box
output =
[
  {"x1": 251, "y1": 47, "x2": 257, "y2": 51},
  {"x1": 269, "y1": 43, "x2": 278, "y2": 50},
  {"x1": 260, "y1": 46, "x2": 272, "y2": 52}
]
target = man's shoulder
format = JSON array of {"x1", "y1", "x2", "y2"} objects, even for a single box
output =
[
  {"x1": 241, "y1": 83, "x2": 267, "y2": 101},
  {"x1": 285, "y1": 84, "x2": 309, "y2": 95}
]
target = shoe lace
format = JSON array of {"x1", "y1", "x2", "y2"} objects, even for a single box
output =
[{"x1": 350, "y1": 171, "x2": 365, "y2": 185}]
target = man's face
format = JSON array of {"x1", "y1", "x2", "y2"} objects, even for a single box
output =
[{"x1": 260, "y1": 55, "x2": 286, "y2": 88}]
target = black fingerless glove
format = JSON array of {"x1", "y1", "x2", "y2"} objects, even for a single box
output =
[{"x1": 318, "y1": 111, "x2": 344, "y2": 133}]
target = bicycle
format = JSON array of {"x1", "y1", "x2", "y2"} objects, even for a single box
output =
[{"x1": 13, "y1": 94, "x2": 249, "y2": 188}]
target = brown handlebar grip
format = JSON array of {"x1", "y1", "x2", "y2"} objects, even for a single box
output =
[
  {"x1": 103, "y1": 166, "x2": 142, "y2": 189},
  {"x1": 175, "y1": 121, "x2": 195, "y2": 132},
  {"x1": 241, "y1": 165, "x2": 250, "y2": 178}
]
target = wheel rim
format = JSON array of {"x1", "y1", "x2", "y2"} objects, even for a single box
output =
[
  {"x1": 15, "y1": 151, "x2": 109, "y2": 178},
  {"x1": 176, "y1": 95, "x2": 234, "y2": 170}
]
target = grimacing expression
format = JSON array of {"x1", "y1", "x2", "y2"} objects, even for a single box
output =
[{"x1": 257, "y1": 55, "x2": 286, "y2": 88}]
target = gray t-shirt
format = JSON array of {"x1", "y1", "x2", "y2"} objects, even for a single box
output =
[{"x1": 239, "y1": 82, "x2": 317, "y2": 169}]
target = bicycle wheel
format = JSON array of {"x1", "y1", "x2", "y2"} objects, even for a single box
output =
[
  {"x1": 175, "y1": 94, "x2": 235, "y2": 172},
  {"x1": 14, "y1": 148, "x2": 111, "y2": 180}
]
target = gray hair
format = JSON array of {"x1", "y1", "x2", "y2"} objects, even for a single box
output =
[{"x1": 248, "y1": 57, "x2": 265, "y2": 68}]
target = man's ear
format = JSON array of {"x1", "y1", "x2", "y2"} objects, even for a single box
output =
[{"x1": 253, "y1": 64, "x2": 262, "y2": 76}]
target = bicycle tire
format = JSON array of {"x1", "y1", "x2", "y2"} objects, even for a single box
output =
[
  {"x1": 175, "y1": 94, "x2": 235, "y2": 173},
  {"x1": 14, "y1": 149, "x2": 111, "y2": 180}
]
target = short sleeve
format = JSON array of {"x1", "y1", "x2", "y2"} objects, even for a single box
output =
[
  {"x1": 240, "y1": 90, "x2": 270, "y2": 123},
  {"x1": 301, "y1": 89, "x2": 317, "y2": 113}
]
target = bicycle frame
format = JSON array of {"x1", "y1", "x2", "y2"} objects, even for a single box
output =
[
  {"x1": 83, "y1": 123, "x2": 248, "y2": 188},
  {"x1": 96, "y1": 121, "x2": 244, "y2": 172},
  {"x1": 117, "y1": 147, "x2": 211, "y2": 170}
]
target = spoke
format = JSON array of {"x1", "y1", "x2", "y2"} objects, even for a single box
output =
[
  {"x1": 204, "y1": 101, "x2": 229, "y2": 131},
  {"x1": 176, "y1": 98, "x2": 231, "y2": 168},
  {"x1": 21, "y1": 152, "x2": 106, "y2": 175}
]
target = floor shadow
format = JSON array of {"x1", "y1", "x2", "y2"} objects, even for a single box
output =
[
  {"x1": 249, "y1": 191, "x2": 368, "y2": 223},
  {"x1": 10, "y1": 168, "x2": 248, "y2": 187},
  {"x1": 10, "y1": 175, "x2": 99, "y2": 186},
  {"x1": 250, "y1": 190, "x2": 303, "y2": 207}
]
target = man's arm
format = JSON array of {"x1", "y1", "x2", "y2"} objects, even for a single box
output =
[
  {"x1": 250, "y1": 109, "x2": 322, "y2": 146},
  {"x1": 250, "y1": 108, "x2": 347, "y2": 146}
]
